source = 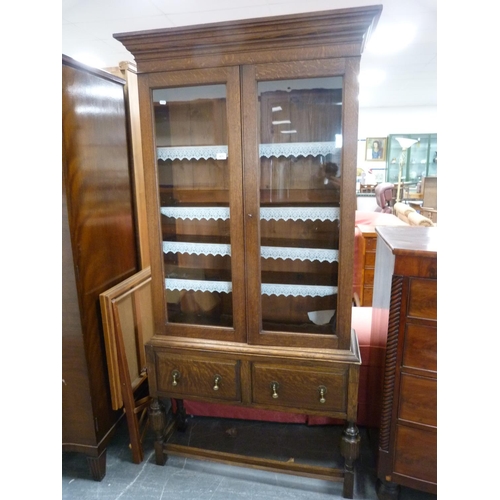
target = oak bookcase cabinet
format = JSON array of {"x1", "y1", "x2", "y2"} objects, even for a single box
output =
[
  {"x1": 115, "y1": 6, "x2": 381, "y2": 498},
  {"x1": 62, "y1": 55, "x2": 139, "y2": 480}
]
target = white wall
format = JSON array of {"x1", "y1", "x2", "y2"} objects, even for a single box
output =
[
  {"x1": 356, "y1": 105, "x2": 437, "y2": 180},
  {"x1": 358, "y1": 106, "x2": 437, "y2": 138}
]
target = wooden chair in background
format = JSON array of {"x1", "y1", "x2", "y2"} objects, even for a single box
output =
[{"x1": 100, "y1": 268, "x2": 154, "y2": 463}]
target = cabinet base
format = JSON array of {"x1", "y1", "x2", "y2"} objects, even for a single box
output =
[
  {"x1": 86, "y1": 449, "x2": 107, "y2": 481},
  {"x1": 149, "y1": 397, "x2": 360, "y2": 499}
]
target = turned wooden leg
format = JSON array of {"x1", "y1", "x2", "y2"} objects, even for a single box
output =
[
  {"x1": 148, "y1": 398, "x2": 167, "y2": 465},
  {"x1": 340, "y1": 421, "x2": 361, "y2": 499},
  {"x1": 175, "y1": 398, "x2": 188, "y2": 432},
  {"x1": 87, "y1": 449, "x2": 106, "y2": 481},
  {"x1": 376, "y1": 478, "x2": 400, "y2": 500}
]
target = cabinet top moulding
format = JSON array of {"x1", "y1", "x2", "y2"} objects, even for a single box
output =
[{"x1": 114, "y1": 6, "x2": 382, "y2": 73}]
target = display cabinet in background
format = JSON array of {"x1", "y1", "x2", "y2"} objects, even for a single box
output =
[
  {"x1": 385, "y1": 134, "x2": 437, "y2": 184},
  {"x1": 115, "y1": 6, "x2": 381, "y2": 498}
]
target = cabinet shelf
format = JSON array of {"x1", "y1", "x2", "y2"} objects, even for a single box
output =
[
  {"x1": 161, "y1": 206, "x2": 229, "y2": 220},
  {"x1": 157, "y1": 142, "x2": 339, "y2": 161},
  {"x1": 259, "y1": 141, "x2": 339, "y2": 158},
  {"x1": 157, "y1": 145, "x2": 228, "y2": 161},
  {"x1": 164, "y1": 278, "x2": 337, "y2": 297},
  {"x1": 161, "y1": 206, "x2": 340, "y2": 222},
  {"x1": 163, "y1": 241, "x2": 338, "y2": 263},
  {"x1": 160, "y1": 189, "x2": 339, "y2": 205},
  {"x1": 163, "y1": 241, "x2": 338, "y2": 262},
  {"x1": 260, "y1": 206, "x2": 339, "y2": 222}
]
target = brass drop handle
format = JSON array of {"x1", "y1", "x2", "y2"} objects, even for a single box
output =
[
  {"x1": 213, "y1": 374, "x2": 221, "y2": 391},
  {"x1": 318, "y1": 385, "x2": 327, "y2": 404},
  {"x1": 172, "y1": 370, "x2": 180, "y2": 386},
  {"x1": 271, "y1": 381, "x2": 280, "y2": 399}
]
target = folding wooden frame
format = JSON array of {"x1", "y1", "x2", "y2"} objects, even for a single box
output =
[{"x1": 100, "y1": 267, "x2": 154, "y2": 463}]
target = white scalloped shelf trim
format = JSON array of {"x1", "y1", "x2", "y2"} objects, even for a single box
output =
[
  {"x1": 161, "y1": 207, "x2": 230, "y2": 220},
  {"x1": 263, "y1": 283, "x2": 337, "y2": 297},
  {"x1": 166, "y1": 279, "x2": 232, "y2": 293},
  {"x1": 157, "y1": 145, "x2": 228, "y2": 161},
  {"x1": 161, "y1": 206, "x2": 339, "y2": 222},
  {"x1": 163, "y1": 242, "x2": 231, "y2": 256},
  {"x1": 260, "y1": 206, "x2": 340, "y2": 222},
  {"x1": 164, "y1": 278, "x2": 337, "y2": 297},
  {"x1": 261, "y1": 246, "x2": 338, "y2": 262},
  {"x1": 260, "y1": 142, "x2": 338, "y2": 158},
  {"x1": 163, "y1": 242, "x2": 338, "y2": 263},
  {"x1": 157, "y1": 142, "x2": 339, "y2": 161}
]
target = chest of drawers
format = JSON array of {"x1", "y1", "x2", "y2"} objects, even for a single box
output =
[
  {"x1": 357, "y1": 225, "x2": 378, "y2": 306},
  {"x1": 372, "y1": 226, "x2": 437, "y2": 499}
]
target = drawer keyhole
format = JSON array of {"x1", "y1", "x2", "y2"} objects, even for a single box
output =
[
  {"x1": 213, "y1": 374, "x2": 221, "y2": 391},
  {"x1": 318, "y1": 385, "x2": 327, "y2": 404},
  {"x1": 270, "y1": 381, "x2": 280, "y2": 399},
  {"x1": 172, "y1": 370, "x2": 180, "y2": 386}
]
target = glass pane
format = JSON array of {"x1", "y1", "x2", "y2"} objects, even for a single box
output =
[
  {"x1": 408, "y1": 136, "x2": 430, "y2": 182},
  {"x1": 258, "y1": 77, "x2": 342, "y2": 335},
  {"x1": 386, "y1": 139, "x2": 402, "y2": 184},
  {"x1": 428, "y1": 135, "x2": 437, "y2": 176},
  {"x1": 153, "y1": 85, "x2": 233, "y2": 327}
]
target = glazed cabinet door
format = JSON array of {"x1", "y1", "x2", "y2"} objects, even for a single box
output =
[
  {"x1": 242, "y1": 59, "x2": 358, "y2": 350},
  {"x1": 138, "y1": 67, "x2": 246, "y2": 342}
]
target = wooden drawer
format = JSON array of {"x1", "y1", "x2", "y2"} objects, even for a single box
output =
[
  {"x1": 364, "y1": 268, "x2": 374, "y2": 285},
  {"x1": 365, "y1": 236, "x2": 377, "y2": 251},
  {"x1": 362, "y1": 287, "x2": 373, "y2": 306},
  {"x1": 364, "y1": 251, "x2": 376, "y2": 267},
  {"x1": 403, "y1": 323, "x2": 437, "y2": 372},
  {"x1": 394, "y1": 424, "x2": 437, "y2": 484},
  {"x1": 155, "y1": 351, "x2": 241, "y2": 402},
  {"x1": 398, "y1": 373, "x2": 436, "y2": 427},
  {"x1": 407, "y1": 278, "x2": 437, "y2": 320},
  {"x1": 251, "y1": 362, "x2": 348, "y2": 413}
]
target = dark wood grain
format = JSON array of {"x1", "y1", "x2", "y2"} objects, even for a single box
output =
[{"x1": 62, "y1": 55, "x2": 139, "y2": 479}]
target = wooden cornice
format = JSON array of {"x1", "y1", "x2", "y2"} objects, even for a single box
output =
[{"x1": 114, "y1": 6, "x2": 382, "y2": 73}]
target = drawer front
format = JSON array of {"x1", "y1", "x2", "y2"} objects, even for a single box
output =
[
  {"x1": 155, "y1": 351, "x2": 241, "y2": 402},
  {"x1": 403, "y1": 323, "x2": 437, "y2": 372},
  {"x1": 362, "y1": 287, "x2": 373, "y2": 306},
  {"x1": 407, "y1": 278, "x2": 437, "y2": 320},
  {"x1": 251, "y1": 363, "x2": 348, "y2": 412},
  {"x1": 364, "y1": 268, "x2": 374, "y2": 285},
  {"x1": 365, "y1": 251, "x2": 376, "y2": 267},
  {"x1": 394, "y1": 424, "x2": 437, "y2": 484},
  {"x1": 365, "y1": 236, "x2": 377, "y2": 251},
  {"x1": 398, "y1": 373, "x2": 436, "y2": 426}
]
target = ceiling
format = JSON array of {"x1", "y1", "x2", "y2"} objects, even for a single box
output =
[{"x1": 62, "y1": 0, "x2": 437, "y2": 109}]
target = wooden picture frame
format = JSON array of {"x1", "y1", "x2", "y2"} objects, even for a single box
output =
[{"x1": 365, "y1": 137, "x2": 387, "y2": 161}]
